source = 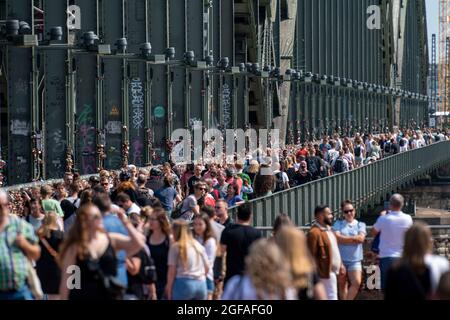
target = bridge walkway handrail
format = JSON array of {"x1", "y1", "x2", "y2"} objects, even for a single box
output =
[{"x1": 230, "y1": 141, "x2": 450, "y2": 227}]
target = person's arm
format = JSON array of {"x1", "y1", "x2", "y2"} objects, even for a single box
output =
[
  {"x1": 282, "y1": 172, "x2": 290, "y2": 190},
  {"x1": 192, "y1": 205, "x2": 200, "y2": 215},
  {"x1": 148, "y1": 283, "x2": 157, "y2": 300},
  {"x1": 354, "y1": 232, "x2": 366, "y2": 244},
  {"x1": 313, "y1": 282, "x2": 327, "y2": 300},
  {"x1": 306, "y1": 231, "x2": 318, "y2": 259},
  {"x1": 165, "y1": 265, "x2": 176, "y2": 300},
  {"x1": 204, "y1": 238, "x2": 216, "y2": 269},
  {"x1": 126, "y1": 256, "x2": 142, "y2": 276},
  {"x1": 59, "y1": 245, "x2": 77, "y2": 300},
  {"x1": 109, "y1": 211, "x2": 145, "y2": 257},
  {"x1": 17, "y1": 234, "x2": 41, "y2": 261},
  {"x1": 16, "y1": 234, "x2": 41, "y2": 261},
  {"x1": 55, "y1": 201, "x2": 64, "y2": 218},
  {"x1": 333, "y1": 231, "x2": 359, "y2": 245}
]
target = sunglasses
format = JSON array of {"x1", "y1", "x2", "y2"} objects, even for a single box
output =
[{"x1": 343, "y1": 209, "x2": 354, "y2": 214}]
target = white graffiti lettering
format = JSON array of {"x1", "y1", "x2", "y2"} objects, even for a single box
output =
[
  {"x1": 131, "y1": 78, "x2": 144, "y2": 132},
  {"x1": 222, "y1": 84, "x2": 231, "y2": 129}
]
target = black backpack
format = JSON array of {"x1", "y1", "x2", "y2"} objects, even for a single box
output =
[
  {"x1": 274, "y1": 172, "x2": 285, "y2": 192},
  {"x1": 354, "y1": 145, "x2": 362, "y2": 157},
  {"x1": 399, "y1": 139, "x2": 406, "y2": 147},
  {"x1": 139, "y1": 247, "x2": 157, "y2": 285},
  {"x1": 333, "y1": 158, "x2": 345, "y2": 173}
]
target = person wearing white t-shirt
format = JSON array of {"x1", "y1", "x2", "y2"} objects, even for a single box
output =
[
  {"x1": 365, "y1": 134, "x2": 374, "y2": 156},
  {"x1": 372, "y1": 194, "x2": 413, "y2": 291}
]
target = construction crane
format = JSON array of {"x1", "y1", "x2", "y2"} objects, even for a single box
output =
[{"x1": 439, "y1": 0, "x2": 450, "y2": 125}]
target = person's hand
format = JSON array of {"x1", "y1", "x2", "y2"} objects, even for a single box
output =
[
  {"x1": 339, "y1": 264, "x2": 346, "y2": 277},
  {"x1": 117, "y1": 210, "x2": 128, "y2": 224},
  {"x1": 15, "y1": 234, "x2": 28, "y2": 250},
  {"x1": 243, "y1": 179, "x2": 249, "y2": 186}
]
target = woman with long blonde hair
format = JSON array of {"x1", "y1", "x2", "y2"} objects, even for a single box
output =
[
  {"x1": 36, "y1": 212, "x2": 64, "y2": 300},
  {"x1": 222, "y1": 238, "x2": 296, "y2": 300},
  {"x1": 58, "y1": 204, "x2": 145, "y2": 300},
  {"x1": 275, "y1": 226, "x2": 327, "y2": 300},
  {"x1": 165, "y1": 220, "x2": 209, "y2": 300}
]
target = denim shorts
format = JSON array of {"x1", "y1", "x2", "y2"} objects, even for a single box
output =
[
  {"x1": 206, "y1": 278, "x2": 215, "y2": 294},
  {"x1": 172, "y1": 278, "x2": 207, "y2": 300},
  {"x1": 0, "y1": 285, "x2": 33, "y2": 300},
  {"x1": 343, "y1": 261, "x2": 362, "y2": 272}
]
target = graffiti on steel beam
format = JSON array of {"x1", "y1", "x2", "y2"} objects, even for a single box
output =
[
  {"x1": 131, "y1": 139, "x2": 144, "y2": 166},
  {"x1": 222, "y1": 83, "x2": 231, "y2": 129},
  {"x1": 78, "y1": 104, "x2": 96, "y2": 174},
  {"x1": 106, "y1": 121, "x2": 122, "y2": 134},
  {"x1": 10, "y1": 120, "x2": 30, "y2": 136},
  {"x1": 131, "y1": 78, "x2": 144, "y2": 133}
]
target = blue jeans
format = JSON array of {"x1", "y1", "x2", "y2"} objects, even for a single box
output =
[
  {"x1": 172, "y1": 278, "x2": 207, "y2": 300},
  {"x1": 379, "y1": 257, "x2": 400, "y2": 291},
  {"x1": 0, "y1": 285, "x2": 34, "y2": 300}
]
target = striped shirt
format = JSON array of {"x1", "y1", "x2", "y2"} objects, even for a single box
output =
[{"x1": 0, "y1": 215, "x2": 38, "y2": 291}]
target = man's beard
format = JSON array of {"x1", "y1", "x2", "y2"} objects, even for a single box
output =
[{"x1": 324, "y1": 218, "x2": 333, "y2": 226}]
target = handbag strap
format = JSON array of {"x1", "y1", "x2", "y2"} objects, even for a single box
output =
[{"x1": 39, "y1": 236, "x2": 58, "y2": 258}]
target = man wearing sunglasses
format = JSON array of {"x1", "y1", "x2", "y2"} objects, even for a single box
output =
[{"x1": 178, "y1": 182, "x2": 206, "y2": 221}]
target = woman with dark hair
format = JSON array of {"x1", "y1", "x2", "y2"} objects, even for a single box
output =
[
  {"x1": 36, "y1": 212, "x2": 64, "y2": 300},
  {"x1": 147, "y1": 208, "x2": 173, "y2": 300},
  {"x1": 272, "y1": 213, "x2": 294, "y2": 236},
  {"x1": 58, "y1": 204, "x2": 145, "y2": 300},
  {"x1": 79, "y1": 188, "x2": 94, "y2": 207},
  {"x1": 253, "y1": 165, "x2": 275, "y2": 197},
  {"x1": 193, "y1": 214, "x2": 217, "y2": 300}
]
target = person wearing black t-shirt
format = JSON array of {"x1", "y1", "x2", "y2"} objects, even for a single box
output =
[
  {"x1": 187, "y1": 164, "x2": 203, "y2": 195},
  {"x1": 219, "y1": 203, "x2": 262, "y2": 284}
]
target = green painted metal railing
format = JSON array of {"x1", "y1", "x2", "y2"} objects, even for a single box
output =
[{"x1": 230, "y1": 141, "x2": 450, "y2": 227}]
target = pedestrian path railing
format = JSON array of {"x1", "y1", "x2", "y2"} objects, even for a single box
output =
[{"x1": 231, "y1": 141, "x2": 450, "y2": 227}]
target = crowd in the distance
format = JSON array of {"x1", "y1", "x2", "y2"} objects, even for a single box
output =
[{"x1": 0, "y1": 127, "x2": 449, "y2": 300}]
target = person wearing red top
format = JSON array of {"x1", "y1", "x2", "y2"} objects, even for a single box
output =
[{"x1": 296, "y1": 143, "x2": 309, "y2": 158}]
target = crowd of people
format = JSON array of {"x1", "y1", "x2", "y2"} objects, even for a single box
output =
[{"x1": 0, "y1": 127, "x2": 449, "y2": 300}]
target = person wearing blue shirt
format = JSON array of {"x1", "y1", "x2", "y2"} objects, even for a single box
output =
[
  {"x1": 155, "y1": 175, "x2": 181, "y2": 215},
  {"x1": 333, "y1": 200, "x2": 366, "y2": 300},
  {"x1": 225, "y1": 184, "x2": 244, "y2": 208},
  {"x1": 93, "y1": 194, "x2": 129, "y2": 288}
]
